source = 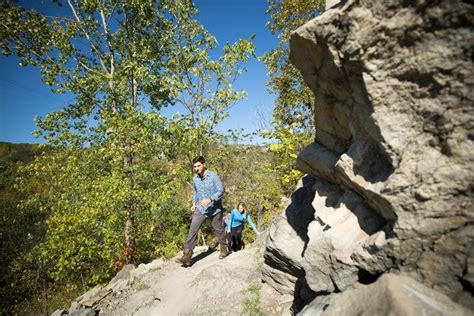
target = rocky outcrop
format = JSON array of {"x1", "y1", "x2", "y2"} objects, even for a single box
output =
[
  {"x1": 299, "y1": 273, "x2": 472, "y2": 316},
  {"x1": 53, "y1": 259, "x2": 165, "y2": 315},
  {"x1": 262, "y1": 0, "x2": 474, "y2": 312}
]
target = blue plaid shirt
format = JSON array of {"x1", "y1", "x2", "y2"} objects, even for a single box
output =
[{"x1": 193, "y1": 170, "x2": 224, "y2": 216}]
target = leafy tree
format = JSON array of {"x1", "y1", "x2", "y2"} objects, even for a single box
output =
[
  {"x1": 15, "y1": 114, "x2": 181, "y2": 286},
  {"x1": 1, "y1": 0, "x2": 182, "y2": 268},
  {"x1": 261, "y1": 0, "x2": 324, "y2": 193},
  {"x1": 0, "y1": 0, "x2": 254, "y2": 293},
  {"x1": 160, "y1": 5, "x2": 255, "y2": 154},
  {"x1": 263, "y1": 0, "x2": 324, "y2": 127}
]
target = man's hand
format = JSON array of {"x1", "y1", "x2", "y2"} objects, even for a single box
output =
[
  {"x1": 191, "y1": 204, "x2": 196, "y2": 213},
  {"x1": 199, "y1": 198, "x2": 212, "y2": 207}
]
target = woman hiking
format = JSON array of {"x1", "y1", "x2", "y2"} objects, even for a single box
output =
[{"x1": 227, "y1": 202, "x2": 259, "y2": 252}]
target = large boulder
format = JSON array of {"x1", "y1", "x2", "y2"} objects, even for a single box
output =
[{"x1": 262, "y1": 0, "x2": 474, "y2": 311}]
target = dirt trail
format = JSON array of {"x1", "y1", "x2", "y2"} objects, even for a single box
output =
[{"x1": 100, "y1": 245, "x2": 263, "y2": 315}]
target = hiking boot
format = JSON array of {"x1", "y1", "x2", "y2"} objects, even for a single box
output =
[
  {"x1": 219, "y1": 244, "x2": 229, "y2": 259},
  {"x1": 176, "y1": 249, "x2": 193, "y2": 267}
]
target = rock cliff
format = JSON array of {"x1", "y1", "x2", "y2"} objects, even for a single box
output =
[{"x1": 262, "y1": 0, "x2": 474, "y2": 312}]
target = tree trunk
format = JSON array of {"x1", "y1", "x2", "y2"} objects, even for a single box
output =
[
  {"x1": 124, "y1": 209, "x2": 136, "y2": 264},
  {"x1": 122, "y1": 145, "x2": 136, "y2": 264}
]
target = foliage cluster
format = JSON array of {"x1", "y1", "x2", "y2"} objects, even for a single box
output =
[
  {"x1": 242, "y1": 282, "x2": 264, "y2": 316},
  {"x1": 261, "y1": 0, "x2": 325, "y2": 192}
]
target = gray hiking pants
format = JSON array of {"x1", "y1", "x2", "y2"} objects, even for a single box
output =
[{"x1": 184, "y1": 210, "x2": 227, "y2": 250}]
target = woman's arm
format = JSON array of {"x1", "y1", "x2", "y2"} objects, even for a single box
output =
[
  {"x1": 229, "y1": 210, "x2": 235, "y2": 231},
  {"x1": 247, "y1": 214, "x2": 258, "y2": 234}
]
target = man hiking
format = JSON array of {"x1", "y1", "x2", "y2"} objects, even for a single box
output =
[{"x1": 177, "y1": 156, "x2": 229, "y2": 267}]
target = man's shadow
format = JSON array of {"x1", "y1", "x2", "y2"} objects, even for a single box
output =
[{"x1": 188, "y1": 246, "x2": 217, "y2": 266}]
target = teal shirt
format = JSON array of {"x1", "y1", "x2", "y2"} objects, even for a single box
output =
[{"x1": 228, "y1": 208, "x2": 258, "y2": 234}]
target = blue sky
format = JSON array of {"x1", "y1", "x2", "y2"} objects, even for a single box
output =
[{"x1": 0, "y1": 0, "x2": 279, "y2": 144}]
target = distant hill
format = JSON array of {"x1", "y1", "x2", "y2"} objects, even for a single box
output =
[{"x1": 0, "y1": 141, "x2": 41, "y2": 157}]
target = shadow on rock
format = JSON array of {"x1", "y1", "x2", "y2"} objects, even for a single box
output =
[{"x1": 285, "y1": 175, "x2": 317, "y2": 257}]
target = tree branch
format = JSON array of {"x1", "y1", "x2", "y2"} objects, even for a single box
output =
[{"x1": 67, "y1": 0, "x2": 108, "y2": 74}]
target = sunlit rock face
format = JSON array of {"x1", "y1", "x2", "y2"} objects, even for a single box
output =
[{"x1": 262, "y1": 0, "x2": 474, "y2": 311}]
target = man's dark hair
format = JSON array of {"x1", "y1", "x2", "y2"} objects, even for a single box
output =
[{"x1": 192, "y1": 156, "x2": 205, "y2": 164}]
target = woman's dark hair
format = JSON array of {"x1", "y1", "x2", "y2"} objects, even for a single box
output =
[{"x1": 192, "y1": 156, "x2": 205, "y2": 164}]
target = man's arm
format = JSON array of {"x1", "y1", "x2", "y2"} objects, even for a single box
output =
[
  {"x1": 210, "y1": 173, "x2": 224, "y2": 202},
  {"x1": 192, "y1": 178, "x2": 198, "y2": 212}
]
